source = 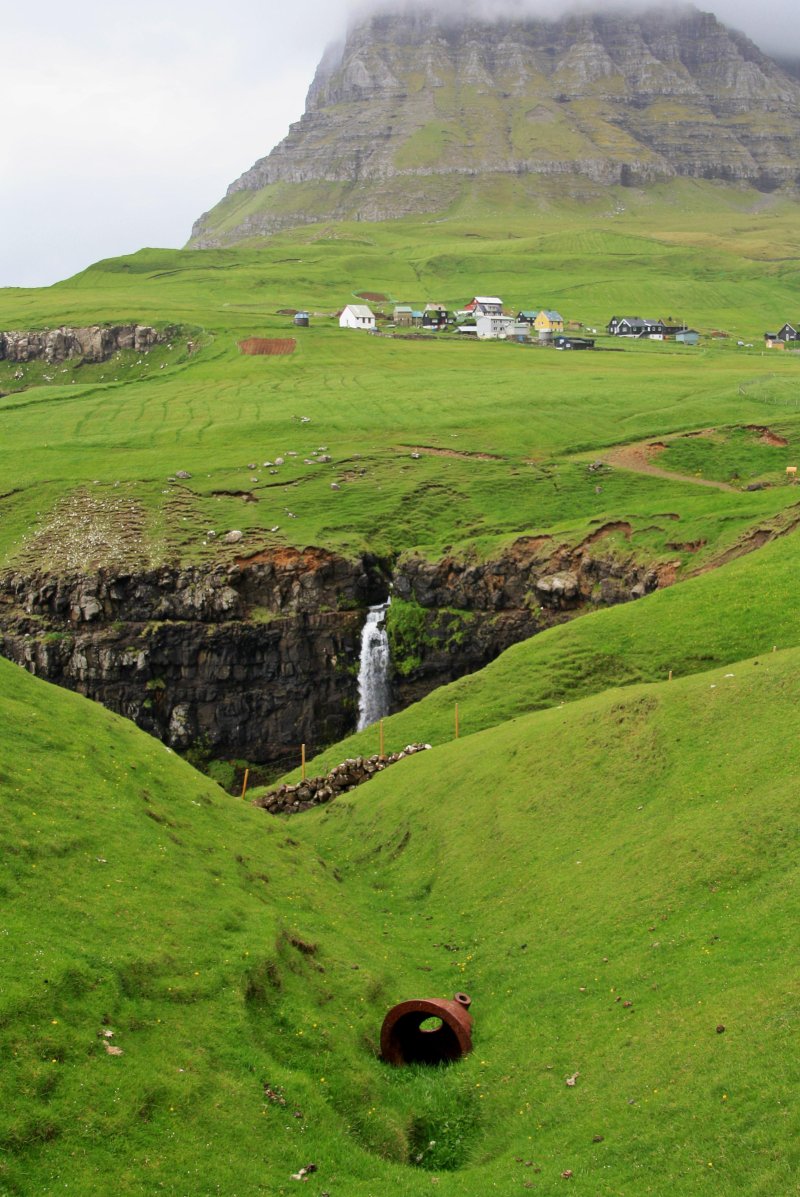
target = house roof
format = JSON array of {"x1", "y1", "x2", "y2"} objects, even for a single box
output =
[
  {"x1": 518, "y1": 310, "x2": 540, "y2": 319},
  {"x1": 394, "y1": 304, "x2": 412, "y2": 313},
  {"x1": 541, "y1": 310, "x2": 563, "y2": 320},
  {"x1": 344, "y1": 305, "x2": 374, "y2": 318},
  {"x1": 473, "y1": 296, "x2": 503, "y2": 305}
]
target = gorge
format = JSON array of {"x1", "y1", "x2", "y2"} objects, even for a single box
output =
[{"x1": 0, "y1": 535, "x2": 663, "y2": 768}]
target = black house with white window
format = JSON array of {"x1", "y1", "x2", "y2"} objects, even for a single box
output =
[{"x1": 607, "y1": 316, "x2": 665, "y2": 337}]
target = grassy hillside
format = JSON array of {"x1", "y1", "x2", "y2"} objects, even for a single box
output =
[
  {"x1": 1, "y1": 643, "x2": 798, "y2": 1194},
  {"x1": 3, "y1": 181, "x2": 800, "y2": 1193},
  {"x1": 2, "y1": 183, "x2": 800, "y2": 575},
  {"x1": 278, "y1": 522, "x2": 800, "y2": 778}
]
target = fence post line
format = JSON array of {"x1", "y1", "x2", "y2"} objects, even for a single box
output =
[{"x1": 301, "y1": 743, "x2": 306, "y2": 780}]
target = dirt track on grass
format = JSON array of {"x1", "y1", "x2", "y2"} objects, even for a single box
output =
[{"x1": 601, "y1": 433, "x2": 738, "y2": 492}]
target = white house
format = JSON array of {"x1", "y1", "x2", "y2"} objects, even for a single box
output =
[
  {"x1": 476, "y1": 313, "x2": 516, "y2": 340},
  {"x1": 339, "y1": 304, "x2": 376, "y2": 331},
  {"x1": 467, "y1": 296, "x2": 504, "y2": 316}
]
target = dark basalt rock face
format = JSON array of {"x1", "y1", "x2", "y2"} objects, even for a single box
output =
[
  {"x1": 191, "y1": 5, "x2": 800, "y2": 245},
  {"x1": 0, "y1": 538, "x2": 663, "y2": 763}
]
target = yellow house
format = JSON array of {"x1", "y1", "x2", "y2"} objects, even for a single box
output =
[{"x1": 534, "y1": 309, "x2": 564, "y2": 333}]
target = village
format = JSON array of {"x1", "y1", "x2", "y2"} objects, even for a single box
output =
[{"x1": 333, "y1": 297, "x2": 709, "y2": 348}]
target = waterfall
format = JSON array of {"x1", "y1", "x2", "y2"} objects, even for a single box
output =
[{"x1": 357, "y1": 599, "x2": 391, "y2": 731}]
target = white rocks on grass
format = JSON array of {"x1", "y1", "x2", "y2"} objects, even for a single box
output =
[
  {"x1": 255, "y1": 744, "x2": 432, "y2": 815},
  {"x1": 274, "y1": 457, "x2": 284, "y2": 466},
  {"x1": 331, "y1": 483, "x2": 341, "y2": 490},
  {"x1": 223, "y1": 530, "x2": 243, "y2": 544}
]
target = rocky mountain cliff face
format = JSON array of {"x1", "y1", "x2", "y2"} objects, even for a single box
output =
[
  {"x1": 191, "y1": 4, "x2": 800, "y2": 245},
  {"x1": 0, "y1": 539, "x2": 661, "y2": 766}
]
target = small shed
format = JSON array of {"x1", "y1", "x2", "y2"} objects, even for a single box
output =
[
  {"x1": 393, "y1": 305, "x2": 413, "y2": 327},
  {"x1": 675, "y1": 329, "x2": 699, "y2": 346},
  {"x1": 554, "y1": 335, "x2": 595, "y2": 350},
  {"x1": 293, "y1": 311, "x2": 310, "y2": 328},
  {"x1": 340, "y1": 304, "x2": 376, "y2": 331}
]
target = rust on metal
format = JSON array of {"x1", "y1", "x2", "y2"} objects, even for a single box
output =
[{"x1": 380, "y1": 992, "x2": 473, "y2": 1066}]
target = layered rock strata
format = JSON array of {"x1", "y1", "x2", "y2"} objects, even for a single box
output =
[
  {"x1": 191, "y1": 5, "x2": 800, "y2": 245},
  {"x1": 0, "y1": 537, "x2": 661, "y2": 762}
]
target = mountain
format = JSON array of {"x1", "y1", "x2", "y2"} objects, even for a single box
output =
[{"x1": 190, "y1": 4, "x2": 800, "y2": 247}]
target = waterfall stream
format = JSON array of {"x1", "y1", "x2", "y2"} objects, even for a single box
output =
[{"x1": 356, "y1": 599, "x2": 391, "y2": 731}]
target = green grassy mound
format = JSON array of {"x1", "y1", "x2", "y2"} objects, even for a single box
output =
[{"x1": 2, "y1": 645, "x2": 798, "y2": 1194}]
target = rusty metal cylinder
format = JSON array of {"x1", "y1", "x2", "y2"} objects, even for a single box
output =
[{"x1": 380, "y1": 992, "x2": 473, "y2": 1066}]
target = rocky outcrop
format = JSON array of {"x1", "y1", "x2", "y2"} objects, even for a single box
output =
[
  {"x1": 0, "y1": 536, "x2": 664, "y2": 762},
  {"x1": 388, "y1": 532, "x2": 661, "y2": 704},
  {"x1": 253, "y1": 744, "x2": 431, "y2": 814},
  {"x1": 0, "y1": 324, "x2": 167, "y2": 365},
  {"x1": 0, "y1": 549, "x2": 385, "y2": 763},
  {"x1": 191, "y1": 6, "x2": 800, "y2": 245}
]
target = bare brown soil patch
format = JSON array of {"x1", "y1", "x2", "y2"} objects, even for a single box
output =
[
  {"x1": 356, "y1": 291, "x2": 388, "y2": 302},
  {"x1": 406, "y1": 445, "x2": 503, "y2": 461},
  {"x1": 238, "y1": 338, "x2": 296, "y2": 356},
  {"x1": 211, "y1": 490, "x2": 259, "y2": 503},
  {"x1": 580, "y1": 521, "x2": 633, "y2": 547},
  {"x1": 601, "y1": 434, "x2": 736, "y2": 492},
  {"x1": 690, "y1": 506, "x2": 800, "y2": 575},
  {"x1": 666, "y1": 539, "x2": 707, "y2": 553},
  {"x1": 234, "y1": 545, "x2": 334, "y2": 570},
  {"x1": 743, "y1": 424, "x2": 789, "y2": 447}
]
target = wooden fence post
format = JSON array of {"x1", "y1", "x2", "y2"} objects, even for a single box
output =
[
  {"x1": 241, "y1": 768, "x2": 250, "y2": 799},
  {"x1": 301, "y1": 743, "x2": 306, "y2": 780}
]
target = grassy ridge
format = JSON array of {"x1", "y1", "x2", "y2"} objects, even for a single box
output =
[{"x1": 1, "y1": 642, "x2": 798, "y2": 1193}]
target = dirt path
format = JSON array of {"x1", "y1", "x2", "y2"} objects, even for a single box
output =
[{"x1": 600, "y1": 432, "x2": 739, "y2": 493}]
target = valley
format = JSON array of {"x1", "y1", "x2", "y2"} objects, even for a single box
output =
[{"x1": 2, "y1": 7, "x2": 800, "y2": 1191}]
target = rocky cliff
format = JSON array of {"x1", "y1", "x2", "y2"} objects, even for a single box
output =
[
  {"x1": 0, "y1": 537, "x2": 662, "y2": 765},
  {"x1": 191, "y1": 4, "x2": 800, "y2": 245},
  {"x1": 0, "y1": 325, "x2": 167, "y2": 364}
]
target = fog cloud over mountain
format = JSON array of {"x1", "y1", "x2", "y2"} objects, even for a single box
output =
[{"x1": 1, "y1": 0, "x2": 796, "y2": 287}]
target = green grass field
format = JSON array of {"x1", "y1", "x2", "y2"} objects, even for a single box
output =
[
  {"x1": 2, "y1": 642, "x2": 798, "y2": 1195},
  {"x1": 3, "y1": 181, "x2": 800, "y2": 574},
  {"x1": 3, "y1": 180, "x2": 800, "y2": 1194}
]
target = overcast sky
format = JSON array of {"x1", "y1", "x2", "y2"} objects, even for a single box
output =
[{"x1": 1, "y1": 0, "x2": 795, "y2": 288}]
